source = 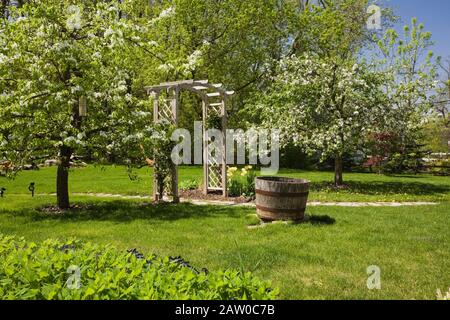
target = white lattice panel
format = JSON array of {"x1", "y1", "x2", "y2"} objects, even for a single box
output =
[
  {"x1": 208, "y1": 165, "x2": 223, "y2": 189},
  {"x1": 158, "y1": 99, "x2": 174, "y2": 122}
]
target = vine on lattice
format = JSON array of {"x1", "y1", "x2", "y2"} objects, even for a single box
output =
[{"x1": 152, "y1": 121, "x2": 176, "y2": 200}]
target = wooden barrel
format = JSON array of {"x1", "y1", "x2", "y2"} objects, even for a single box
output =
[{"x1": 255, "y1": 177, "x2": 310, "y2": 221}]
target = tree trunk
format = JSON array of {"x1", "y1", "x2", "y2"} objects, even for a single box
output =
[
  {"x1": 334, "y1": 154, "x2": 344, "y2": 187},
  {"x1": 57, "y1": 146, "x2": 72, "y2": 209}
]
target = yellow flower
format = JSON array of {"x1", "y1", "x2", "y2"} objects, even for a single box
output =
[
  {"x1": 227, "y1": 166, "x2": 238, "y2": 177},
  {"x1": 245, "y1": 165, "x2": 253, "y2": 170}
]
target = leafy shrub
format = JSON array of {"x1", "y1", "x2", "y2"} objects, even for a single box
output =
[
  {"x1": 179, "y1": 179, "x2": 201, "y2": 191},
  {"x1": 227, "y1": 166, "x2": 257, "y2": 197},
  {"x1": 152, "y1": 122, "x2": 177, "y2": 199},
  {"x1": 228, "y1": 167, "x2": 242, "y2": 197},
  {"x1": 426, "y1": 158, "x2": 450, "y2": 175},
  {"x1": 0, "y1": 235, "x2": 278, "y2": 300},
  {"x1": 382, "y1": 151, "x2": 427, "y2": 174},
  {"x1": 206, "y1": 114, "x2": 223, "y2": 130}
]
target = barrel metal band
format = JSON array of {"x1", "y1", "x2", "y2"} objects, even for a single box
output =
[
  {"x1": 256, "y1": 205, "x2": 306, "y2": 214},
  {"x1": 256, "y1": 189, "x2": 309, "y2": 197}
]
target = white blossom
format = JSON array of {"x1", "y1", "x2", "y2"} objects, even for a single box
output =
[
  {"x1": 66, "y1": 5, "x2": 82, "y2": 31},
  {"x1": 158, "y1": 63, "x2": 174, "y2": 73},
  {"x1": 182, "y1": 50, "x2": 203, "y2": 71},
  {"x1": 159, "y1": 7, "x2": 175, "y2": 19}
]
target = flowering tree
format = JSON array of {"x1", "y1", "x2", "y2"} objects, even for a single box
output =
[
  {"x1": 257, "y1": 53, "x2": 384, "y2": 186},
  {"x1": 248, "y1": 0, "x2": 383, "y2": 186},
  {"x1": 0, "y1": 0, "x2": 157, "y2": 209},
  {"x1": 371, "y1": 19, "x2": 438, "y2": 160}
]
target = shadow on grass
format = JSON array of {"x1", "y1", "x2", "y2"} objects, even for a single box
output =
[
  {"x1": 23, "y1": 201, "x2": 245, "y2": 223},
  {"x1": 310, "y1": 181, "x2": 450, "y2": 196},
  {"x1": 306, "y1": 215, "x2": 336, "y2": 226},
  {"x1": 247, "y1": 214, "x2": 336, "y2": 228}
]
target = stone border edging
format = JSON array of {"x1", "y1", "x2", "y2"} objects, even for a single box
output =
[{"x1": 37, "y1": 193, "x2": 438, "y2": 207}]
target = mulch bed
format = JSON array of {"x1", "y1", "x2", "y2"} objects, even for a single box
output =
[
  {"x1": 39, "y1": 204, "x2": 94, "y2": 214},
  {"x1": 179, "y1": 189, "x2": 253, "y2": 204}
]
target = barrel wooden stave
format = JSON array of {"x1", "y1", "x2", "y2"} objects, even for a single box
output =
[{"x1": 255, "y1": 177, "x2": 309, "y2": 221}]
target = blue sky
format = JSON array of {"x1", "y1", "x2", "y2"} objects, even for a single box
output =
[{"x1": 388, "y1": 0, "x2": 450, "y2": 59}]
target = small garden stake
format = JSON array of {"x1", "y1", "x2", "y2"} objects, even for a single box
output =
[{"x1": 28, "y1": 182, "x2": 35, "y2": 198}]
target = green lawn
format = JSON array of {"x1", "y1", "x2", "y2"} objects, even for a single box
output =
[
  {"x1": 1, "y1": 165, "x2": 450, "y2": 202},
  {"x1": 0, "y1": 166, "x2": 449, "y2": 299}
]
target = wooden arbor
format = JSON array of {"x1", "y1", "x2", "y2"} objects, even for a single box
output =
[{"x1": 145, "y1": 80, "x2": 234, "y2": 202}]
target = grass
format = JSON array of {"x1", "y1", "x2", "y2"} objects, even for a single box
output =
[
  {"x1": 1, "y1": 165, "x2": 449, "y2": 202},
  {"x1": 0, "y1": 165, "x2": 449, "y2": 299},
  {"x1": 0, "y1": 195, "x2": 449, "y2": 299}
]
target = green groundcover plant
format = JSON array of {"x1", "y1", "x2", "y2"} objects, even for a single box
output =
[
  {"x1": 0, "y1": 235, "x2": 278, "y2": 300},
  {"x1": 227, "y1": 166, "x2": 257, "y2": 198}
]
